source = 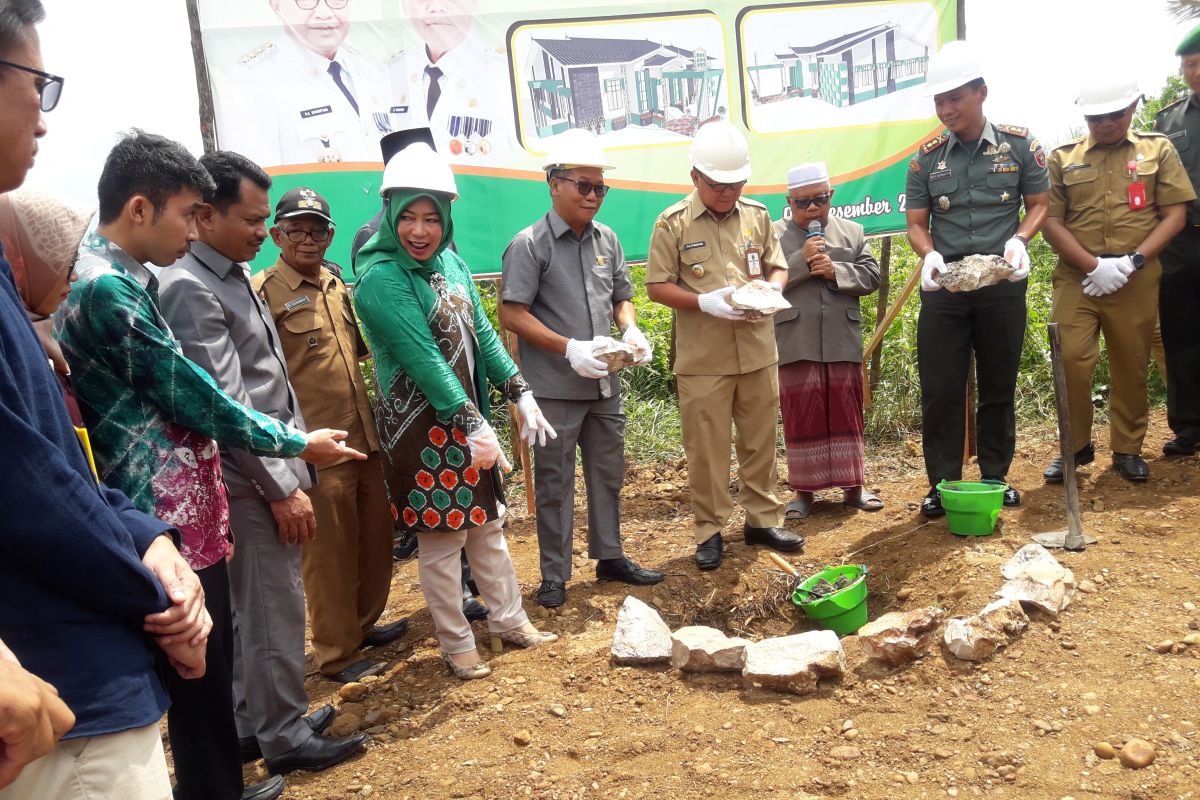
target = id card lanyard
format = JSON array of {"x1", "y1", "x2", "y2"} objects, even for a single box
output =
[
  {"x1": 1127, "y1": 158, "x2": 1147, "y2": 209},
  {"x1": 742, "y1": 231, "x2": 762, "y2": 278}
]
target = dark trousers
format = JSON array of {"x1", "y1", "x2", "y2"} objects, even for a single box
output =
[
  {"x1": 1160, "y1": 228, "x2": 1200, "y2": 442},
  {"x1": 918, "y1": 281, "x2": 1027, "y2": 486},
  {"x1": 165, "y1": 558, "x2": 242, "y2": 800}
]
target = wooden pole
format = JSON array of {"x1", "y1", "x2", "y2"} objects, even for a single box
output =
[
  {"x1": 184, "y1": 0, "x2": 217, "y2": 155},
  {"x1": 493, "y1": 277, "x2": 536, "y2": 515},
  {"x1": 869, "y1": 236, "x2": 891, "y2": 393},
  {"x1": 863, "y1": 261, "x2": 921, "y2": 410},
  {"x1": 1048, "y1": 323, "x2": 1086, "y2": 550}
]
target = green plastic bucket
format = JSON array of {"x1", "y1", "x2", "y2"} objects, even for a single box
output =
[
  {"x1": 791, "y1": 564, "x2": 869, "y2": 635},
  {"x1": 937, "y1": 479, "x2": 1005, "y2": 536}
]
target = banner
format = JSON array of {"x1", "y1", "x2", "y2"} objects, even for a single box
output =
[{"x1": 196, "y1": 0, "x2": 958, "y2": 277}]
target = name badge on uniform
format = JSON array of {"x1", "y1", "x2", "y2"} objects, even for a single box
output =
[
  {"x1": 1064, "y1": 163, "x2": 1092, "y2": 171},
  {"x1": 683, "y1": 241, "x2": 706, "y2": 251},
  {"x1": 284, "y1": 296, "x2": 311, "y2": 310},
  {"x1": 390, "y1": 105, "x2": 409, "y2": 114},
  {"x1": 929, "y1": 168, "x2": 952, "y2": 181},
  {"x1": 300, "y1": 105, "x2": 332, "y2": 119},
  {"x1": 1168, "y1": 130, "x2": 1186, "y2": 142}
]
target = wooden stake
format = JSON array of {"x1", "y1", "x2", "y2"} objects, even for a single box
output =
[
  {"x1": 494, "y1": 277, "x2": 535, "y2": 515},
  {"x1": 863, "y1": 260, "x2": 922, "y2": 410}
]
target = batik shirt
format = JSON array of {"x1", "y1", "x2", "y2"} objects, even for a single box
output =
[{"x1": 56, "y1": 232, "x2": 308, "y2": 569}]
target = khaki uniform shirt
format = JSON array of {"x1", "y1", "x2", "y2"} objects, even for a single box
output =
[
  {"x1": 1154, "y1": 94, "x2": 1200, "y2": 225},
  {"x1": 1048, "y1": 129, "x2": 1196, "y2": 275},
  {"x1": 646, "y1": 192, "x2": 785, "y2": 376},
  {"x1": 252, "y1": 258, "x2": 378, "y2": 466}
]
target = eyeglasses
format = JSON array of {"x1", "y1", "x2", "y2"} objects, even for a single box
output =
[
  {"x1": 279, "y1": 228, "x2": 331, "y2": 243},
  {"x1": 294, "y1": 0, "x2": 348, "y2": 9},
  {"x1": 0, "y1": 59, "x2": 64, "y2": 112},
  {"x1": 699, "y1": 176, "x2": 747, "y2": 194},
  {"x1": 555, "y1": 176, "x2": 609, "y2": 198},
  {"x1": 1084, "y1": 108, "x2": 1129, "y2": 124},
  {"x1": 788, "y1": 193, "x2": 831, "y2": 209}
]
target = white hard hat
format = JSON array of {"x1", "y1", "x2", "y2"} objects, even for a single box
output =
[
  {"x1": 924, "y1": 40, "x2": 984, "y2": 96},
  {"x1": 689, "y1": 120, "x2": 751, "y2": 183},
  {"x1": 379, "y1": 142, "x2": 459, "y2": 201},
  {"x1": 1076, "y1": 75, "x2": 1142, "y2": 116},
  {"x1": 541, "y1": 129, "x2": 613, "y2": 172}
]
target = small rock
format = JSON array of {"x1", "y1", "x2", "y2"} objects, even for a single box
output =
[
  {"x1": 328, "y1": 713, "x2": 362, "y2": 737},
  {"x1": 1092, "y1": 500, "x2": 1105, "y2": 513},
  {"x1": 1183, "y1": 633, "x2": 1200, "y2": 646},
  {"x1": 1117, "y1": 738, "x2": 1155, "y2": 769},
  {"x1": 742, "y1": 630, "x2": 845, "y2": 695},
  {"x1": 548, "y1": 704, "x2": 566, "y2": 718},
  {"x1": 944, "y1": 598, "x2": 1029, "y2": 661},
  {"x1": 359, "y1": 786, "x2": 373, "y2": 797},
  {"x1": 670, "y1": 626, "x2": 750, "y2": 672},
  {"x1": 1077, "y1": 580, "x2": 1097, "y2": 594},
  {"x1": 338, "y1": 682, "x2": 369, "y2": 701},
  {"x1": 513, "y1": 730, "x2": 533, "y2": 747},
  {"x1": 857, "y1": 606, "x2": 946, "y2": 666},
  {"x1": 1084, "y1": 705, "x2": 1101, "y2": 716},
  {"x1": 610, "y1": 596, "x2": 673, "y2": 665},
  {"x1": 896, "y1": 587, "x2": 914, "y2": 601},
  {"x1": 1153, "y1": 640, "x2": 1175, "y2": 654},
  {"x1": 830, "y1": 745, "x2": 861, "y2": 760}
]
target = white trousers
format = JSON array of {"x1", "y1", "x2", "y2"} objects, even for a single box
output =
[{"x1": 0, "y1": 722, "x2": 170, "y2": 800}]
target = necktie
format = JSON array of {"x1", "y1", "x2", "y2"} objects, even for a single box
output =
[
  {"x1": 328, "y1": 60, "x2": 359, "y2": 116},
  {"x1": 425, "y1": 65, "x2": 443, "y2": 119}
]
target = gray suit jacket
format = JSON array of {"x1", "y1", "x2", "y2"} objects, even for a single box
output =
[
  {"x1": 159, "y1": 241, "x2": 314, "y2": 502},
  {"x1": 772, "y1": 214, "x2": 880, "y2": 365}
]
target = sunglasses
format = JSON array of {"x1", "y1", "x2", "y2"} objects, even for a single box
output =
[
  {"x1": 1084, "y1": 108, "x2": 1129, "y2": 124},
  {"x1": 788, "y1": 193, "x2": 831, "y2": 209},
  {"x1": 0, "y1": 59, "x2": 64, "y2": 112},
  {"x1": 279, "y1": 228, "x2": 332, "y2": 243},
  {"x1": 294, "y1": 0, "x2": 348, "y2": 8},
  {"x1": 555, "y1": 175, "x2": 609, "y2": 198},
  {"x1": 699, "y1": 176, "x2": 747, "y2": 194}
]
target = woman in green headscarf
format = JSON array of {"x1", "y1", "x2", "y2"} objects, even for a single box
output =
[{"x1": 355, "y1": 143, "x2": 558, "y2": 680}]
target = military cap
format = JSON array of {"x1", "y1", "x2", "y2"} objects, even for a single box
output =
[
  {"x1": 1178, "y1": 23, "x2": 1200, "y2": 56},
  {"x1": 274, "y1": 187, "x2": 334, "y2": 225}
]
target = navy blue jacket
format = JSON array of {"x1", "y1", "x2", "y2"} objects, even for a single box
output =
[{"x1": 0, "y1": 248, "x2": 176, "y2": 739}]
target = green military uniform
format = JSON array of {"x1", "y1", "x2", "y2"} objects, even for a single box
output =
[
  {"x1": 646, "y1": 192, "x2": 785, "y2": 543},
  {"x1": 1154, "y1": 93, "x2": 1200, "y2": 446},
  {"x1": 905, "y1": 121, "x2": 1050, "y2": 486},
  {"x1": 1047, "y1": 129, "x2": 1196, "y2": 455}
]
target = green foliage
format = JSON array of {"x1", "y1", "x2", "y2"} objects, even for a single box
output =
[{"x1": 1135, "y1": 73, "x2": 1189, "y2": 131}]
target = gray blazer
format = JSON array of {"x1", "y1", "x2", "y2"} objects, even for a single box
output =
[
  {"x1": 159, "y1": 241, "x2": 314, "y2": 502},
  {"x1": 772, "y1": 214, "x2": 880, "y2": 365}
]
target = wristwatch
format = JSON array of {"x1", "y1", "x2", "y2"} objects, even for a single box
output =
[
  {"x1": 1013, "y1": 233, "x2": 1030, "y2": 245},
  {"x1": 1128, "y1": 252, "x2": 1146, "y2": 270}
]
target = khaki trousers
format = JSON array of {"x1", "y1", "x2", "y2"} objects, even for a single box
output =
[
  {"x1": 1051, "y1": 262, "x2": 1161, "y2": 454},
  {"x1": 677, "y1": 365, "x2": 784, "y2": 543},
  {"x1": 302, "y1": 453, "x2": 396, "y2": 674},
  {"x1": 0, "y1": 723, "x2": 170, "y2": 800}
]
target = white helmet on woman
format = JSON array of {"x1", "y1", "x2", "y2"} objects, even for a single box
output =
[{"x1": 379, "y1": 142, "x2": 459, "y2": 201}]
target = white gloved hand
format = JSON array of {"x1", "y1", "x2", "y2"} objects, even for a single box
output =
[
  {"x1": 621, "y1": 324, "x2": 653, "y2": 366},
  {"x1": 1114, "y1": 255, "x2": 1137, "y2": 276},
  {"x1": 515, "y1": 392, "x2": 557, "y2": 448},
  {"x1": 465, "y1": 421, "x2": 512, "y2": 472},
  {"x1": 697, "y1": 285, "x2": 745, "y2": 320},
  {"x1": 1082, "y1": 256, "x2": 1130, "y2": 297},
  {"x1": 1003, "y1": 237, "x2": 1031, "y2": 281},
  {"x1": 920, "y1": 251, "x2": 947, "y2": 292},
  {"x1": 565, "y1": 338, "x2": 609, "y2": 379}
]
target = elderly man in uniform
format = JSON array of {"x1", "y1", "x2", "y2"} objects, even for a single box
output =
[
  {"x1": 1042, "y1": 76, "x2": 1195, "y2": 483},
  {"x1": 774, "y1": 162, "x2": 881, "y2": 520},
  {"x1": 1154, "y1": 26, "x2": 1200, "y2": 460},
  {"x1": 905, "y1": 41, "x2": 1049, "y2": 517},
  {"x1": 646, "y1": 121, "x2": 803, "y2": 571},
  {"x1": 500, "y1": 130, "x2": 665, "y2": 608},
  {"x1": 215, "y1": 0, "x2": 395, "y2": 167},
  {"x1": 254, "y1": 187, "x2": 405, "y2": 684}
]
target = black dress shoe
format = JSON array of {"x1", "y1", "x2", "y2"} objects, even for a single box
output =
[
  {"x1": 330, "y1": 659, "x2": 386, "y2": 684},
  {"x1": 361, "y1": 619, "x2": 408, "y2": 649},
  {"x1": 1163, "y1": 436, "x2": 1196, "y2": 456},
  {"x1": 392, "y1": 530, "x2": 418, "y2": 561},
  {"x1": 695, "y1": 533, "x2": 724, "y2": 570},
  {"x1": 240, "y1": 705, "x2": 336, "y2": 763},
  {"x1": 982, "y1": 478, "x2": 1021, "y2": 508},
  {"x1": 242, "y1": 775, "x2": 285, "y2": 800},
  {"x1": 743, "y1": 525, "x2": 804, "y2": 552},
  {"x1": 536, "y1": 580, "x2": 566, "y2": 608},
  {"x1": 265, "y1": 732, "x2": 369, "y2": 775},
  {"x1": 1112, "y1": 452, "x2": 1149, "y2": 481},
  {"x1": 1043, "y1": 442, "x2": 1096, "y2": 483},
  {"x1": 920, "y1": 487, "x2": 944, "y2": 519},
  {"x1": 596, "y1": 557, "x2": 666, "y2": 585},
  {"x1": 463, "y1": 596, "x2": 489, "y2": 621}
]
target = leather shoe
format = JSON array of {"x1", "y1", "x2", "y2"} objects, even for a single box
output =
[
  {"x1": 694, "y1": 533, "x2": 723, "y2": 570},
  {"x1": 596, "y1": 557, "x2": 665, "y2": 585},
  {"x1": 463, "y1": 596, "x2": 489, "y2": 621},
  {"x1": 982, "y1": 478, "x2": 1020, "y2": 508},
  {"x1": 743, "y1": 525, "x2": 804, "y2": 552},
  {"x1": 361, "y1": 619, "x2": 408, "y2": 649},
  {"x1": 242, "y1": 776, "x2": 285, "y2": 800},
  {"x1": 1112, "y1": 452, "x2": 1149, "y2": 481},
  {"x1": 536, "y1": 580, "x2": 566, "y2": 608},
  {"x1": 1163, "y1": 436, "x2": 1196, "y2": 456},
  {"x1": 1043, "y1": 442, "x2": 1096, "y2": 483},
  {"x1": 265, "y1": 732, "x2": 368, "y2": 775},
  {"x1": 241, "y1": 705, "x2": 336, "y2": 763},
  {"x1": 330, "y1": 659, "x2": 385, "y2": 684},
  {"x1": 392, "y1": 530, "x2": 418, "y2": 561},
  {"x1": 920, "y1": 487, "x2": 944, "y2": 519}
]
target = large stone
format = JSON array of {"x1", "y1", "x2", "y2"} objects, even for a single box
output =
[
  {"x1": 610, "y1": 596, "x2": 672, "y2": 665},
  {"x1": 937, "y1": 254, "x2": 1013, "y2": 292},
  {"x1": 742, "y1": 630, "x2": 844, "y2": 695},
  {"x1": 997, "y1": 554, "x2": 1077, "y2": 616},
  {"x1": 1000, "y1": 543, "x2": 1062, "y2": 580},
  {"x1": 944, "y1": 598, "x2": 1029, "y2": 661},
  {"x1": 857, "y1": 606, "x2": 945, "y2": 666},
  {"x1": 592, "y1": 337, "x2": 639, "y2": 373},
  {"x1": 670, "y1": 626, "x2": 750, "y2": 672}
]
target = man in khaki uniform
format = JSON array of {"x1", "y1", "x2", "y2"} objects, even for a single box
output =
[
  {"x1": 253, "y1": 188, "x2": 403, "y2": 683},
  {"x1": 1043, "y1": 77, "x2": 1195, "y2": 483},
  {"x1": 646, "y1": 121, "x2": 803, "y2": 570}
]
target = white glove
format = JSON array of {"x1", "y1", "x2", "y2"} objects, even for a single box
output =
[
  {"x1": 920, "y1": 251, "x2": 946, "y2": 292},
  {"x1": 465, "y1": 421, "x2": 512, "y2": 472},
  {"x1": 1003, "y1": 237, "x2": 1031, "y2": 281},
  {"x1": 1082, "y1": 257, "x2": 1130, "y2": 297},
  {"x1": 565, "y1": 338, "x2": 609, "y2": 379},
  {"x1": 621, "y1": 324, "x2": 653, "y2": 366},
  {"x1": 515, "y1": 392, "x2": 557, "y2": 448},
  {"x1": 697, "y1": 285, "x2": 745, "y2": 320},
  {"x1": 1114, "y1": 255, "x2": 1137, "y2": 276}
]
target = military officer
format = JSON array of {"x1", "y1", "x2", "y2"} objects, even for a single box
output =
[
  {"x1": 215, "y1": 0, "x2": 397, "y2": 167},
  {"x1": 1042, "y1": 75, "x2": 1195, "y2": 483},
  {"x1": 905, "y1": 41, "x2": 1049, "y2": 518},
  {"x1": 646, "y1": 121, "x2": 803, "y2": 571},
  {"x1": 1153, "y1": 24, "x2": 1200, "y2": 459}
]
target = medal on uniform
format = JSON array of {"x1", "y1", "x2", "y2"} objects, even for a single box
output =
[
  {"x1": 1000, "y1": 191, "x2": 1010, "y2": 202},
  {"x1": 938, "y1": 195, "x2": 950, "y2": 211},
  {"x1": 998, "y1": 142, "x2": 1011, "y2": 155},
  {"x1": 317, "y1": 138, "x2": 342, "y2": 163},
  {"x1": 936, "y1": 159, "x2": 948, "y2": 170},
  {"x1": 478, "y1": 139, "x2": 492, "y2": 155},
  {"x1": 982, "y1": 145, "x2": 998, "y2": 156},
  {"x1": 464, "y1": 139, "x2": 477, "y2": 156},
  {"x1": 691, "y1": 264, "x2": 705, "y2": 277}
]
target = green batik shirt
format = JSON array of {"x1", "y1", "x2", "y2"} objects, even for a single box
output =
[
  {"x1": 906, "y1": 119, "x2": 1051, "y2": 257},
  {"x1": 1154, "y1": 94, "x2": 1200, "y2": 225},
  {"x1": 55, "y1": 232, "x2": 308, "y2": 569}
]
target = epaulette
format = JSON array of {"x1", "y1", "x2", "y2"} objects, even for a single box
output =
[
  {"x1": 920, "y1": 132, "x2": 949, "y2": 154},
  {"x1": 386, "y1": 49, "x2": 407, "y2": 65},
  {"x1": 739, "y1": 196, "x2": 768, "y2": 210},
  {"x1": 1133, "y1": 130, "x2": 1169, "y2": 139},
  {"x1": 995, "y1": 124, "x2": 1029, "y2": 138},
  {"x1": 1156, "y1": 96, "x2": 1187, "y2": 117},
  {"x1": 238, "y1": 41, "x2": 277, "y2": 67},
  {"x1": 1053, "y1": 136, "x2": 1086, "y2": 150},
  {"x1": 662, "y1": 198, "x2": 690, "y2": 217}
]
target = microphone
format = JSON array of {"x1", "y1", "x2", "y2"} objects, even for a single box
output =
[{"x1": 806, "y1": 220, "x2": 833, "y2": 287}]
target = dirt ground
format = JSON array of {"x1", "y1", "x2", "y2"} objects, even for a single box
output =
[{"x1": 240, "y1": 411, "x2": 1200, "y2": 800}]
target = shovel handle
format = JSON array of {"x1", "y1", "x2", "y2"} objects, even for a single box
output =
[{"x1": 767, "y1": 552, "x2": 800, "y2": 576}]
